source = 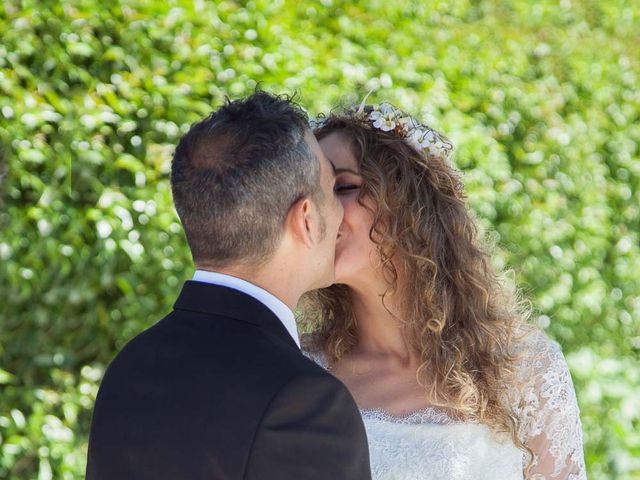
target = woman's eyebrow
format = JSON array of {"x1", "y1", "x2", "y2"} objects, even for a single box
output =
[{"x1": 335, "y1": 167, "x2": 361, "y2": 175}]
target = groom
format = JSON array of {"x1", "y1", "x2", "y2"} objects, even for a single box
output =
[{"x1": 85, "y1": 92, "x2": 371, "y2": 479}]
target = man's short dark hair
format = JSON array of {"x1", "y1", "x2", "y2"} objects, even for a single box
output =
[{"x1": 171, "y1": 91, "x2": 323, "y2": 268}]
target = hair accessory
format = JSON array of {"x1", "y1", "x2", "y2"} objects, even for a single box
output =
[
  {"x1": 364, "y1": 102, "x2": 454, "y2": 159},
  {"x1": 310, "y1": 101, "x2": 464, "y2": 195},
  {"x1": 355, "y1": 88, "x2": 376, "y2": 115},
  {"x1": 311, "y1": 102, "x2": 454, "y2": 160}
]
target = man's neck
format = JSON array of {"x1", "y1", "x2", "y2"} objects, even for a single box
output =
[{"x1": 195, "y1": 264, "x2": 302, "y2": 311}]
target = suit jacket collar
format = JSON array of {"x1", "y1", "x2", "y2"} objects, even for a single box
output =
[{"x1": 173, "y1": 280, "x2": 299, "y2": 350}]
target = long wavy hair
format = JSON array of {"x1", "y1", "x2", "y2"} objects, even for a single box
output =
[{"x1": 299, "y1": 107, "x2": 535, "y2": 461}]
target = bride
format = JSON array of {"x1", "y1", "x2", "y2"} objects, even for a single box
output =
[{"x1": 301, "y1": 102, "x2": 586, "y2": 479}]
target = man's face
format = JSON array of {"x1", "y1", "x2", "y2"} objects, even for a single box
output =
[{"x1": 304, "y1": 131, "x2": 344, "y2": 288}]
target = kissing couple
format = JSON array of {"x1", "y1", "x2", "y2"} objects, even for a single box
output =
[{"x1": 86, "y1": 91, "x2": 585, "y2": 479}]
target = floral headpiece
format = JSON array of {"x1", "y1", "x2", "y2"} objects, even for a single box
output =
[
  {"x1": 310, "y1": 99, "x2": 464, "y2": 195},
  {"x1": 310, "y1": 100, "x2": 454, "y2": 160}
]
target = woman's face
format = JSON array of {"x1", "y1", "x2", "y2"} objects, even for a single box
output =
[{"x1": 318, "y1": 132, "x2": 381, "y2": 286}]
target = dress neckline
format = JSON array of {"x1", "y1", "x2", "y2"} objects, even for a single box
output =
[
  {"x1": 303, "y1": 347, "x2": 459, "y2": 425},
  {"x1": 359, "y1": 406, "x2": 459, "y2": 425}
]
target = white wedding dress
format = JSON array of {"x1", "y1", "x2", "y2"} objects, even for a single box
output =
[{"x1": 303, "y1": 330, "x2": 586, "y2": 480}]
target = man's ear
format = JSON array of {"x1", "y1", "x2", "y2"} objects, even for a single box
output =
[{"x1": 285, "y1": 196, "x2": 315, "y2": 248}]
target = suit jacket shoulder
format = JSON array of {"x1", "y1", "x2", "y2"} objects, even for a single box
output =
[{"x1": 86, "y1": 282, "x2": 371, "y2": 480}]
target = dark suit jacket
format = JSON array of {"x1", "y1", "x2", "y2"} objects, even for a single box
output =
[{"x1": 86, "y1": 280, "x2": 371, "y2": 480}]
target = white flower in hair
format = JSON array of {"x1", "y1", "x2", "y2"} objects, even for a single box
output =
[
  {"x1": 408, "y1": 128, "x2": 436, "y2": 150},
  {"x1": 369, "y1": 104, "x2": 397, "y2": 131},
  {"x1": 310, "y1": 97, "x2": 454, "y2": 161},
  {"x1": 309, "y1": 98, "x2": 463, "y2": 194},
  {"x1": 368, "y1": 102, "x2": 454, "y2": 160}
]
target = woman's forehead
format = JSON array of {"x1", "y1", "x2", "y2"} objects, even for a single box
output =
[{"x1": 318, "y1": 131, "x2": 359, "y2": 171}]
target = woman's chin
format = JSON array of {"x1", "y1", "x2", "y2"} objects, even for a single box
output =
[
  {"x1": 333, "y1": 266, "x2": 348, "y2": 285},
  {"x1": 333, "y1": 264, "x2": 357, "y2": 286},
  {"x1": 334, "y1": 253, "x2": 369, "y2": 286}
]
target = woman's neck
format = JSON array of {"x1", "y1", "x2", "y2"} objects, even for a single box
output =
[{"x1": 347, "y1": 281, "x2": 418, "y2": 365}]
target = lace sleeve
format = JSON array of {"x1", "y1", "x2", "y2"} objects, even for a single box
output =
[{"x1": 513, "y1": 330, "x2": 587, "y2": 480}]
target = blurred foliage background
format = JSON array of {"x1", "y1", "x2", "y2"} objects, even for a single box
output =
[{"x1": 1, "y1": 0, "x2": 638, "y2": 478}]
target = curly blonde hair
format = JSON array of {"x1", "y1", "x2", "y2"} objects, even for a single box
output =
[{"x1": 299, "y1": 108, "x2": 535, "y2": 461}]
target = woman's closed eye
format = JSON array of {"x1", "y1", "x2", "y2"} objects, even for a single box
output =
[{"x1": 335, "y1": 184, "x2": 361, "y2": 194}]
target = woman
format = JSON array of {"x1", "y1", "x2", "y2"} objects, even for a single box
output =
[{"x1": 301, "y1": 102, "x2": 586, "y2": 479}]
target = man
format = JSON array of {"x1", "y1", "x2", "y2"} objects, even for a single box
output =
[{"x1": 85, "y1": 92, "x2": 372, "y2": 480}]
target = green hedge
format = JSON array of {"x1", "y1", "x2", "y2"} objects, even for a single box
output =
[{"x1": 1, "y1": 1, "x2": 638, "y2": 478}]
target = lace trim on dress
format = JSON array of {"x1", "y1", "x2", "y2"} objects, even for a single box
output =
[{"x1": 359, "y1": 406, "x2": 458, "y2": 425}]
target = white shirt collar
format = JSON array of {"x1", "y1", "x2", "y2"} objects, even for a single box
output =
[{"x1": 191, "y1": 270, "x2": 300, "y2": 349}]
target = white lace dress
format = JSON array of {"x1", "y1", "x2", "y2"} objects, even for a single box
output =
[{"x1": 303, "y1": 330, "x2": 586, "y2": 480}]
